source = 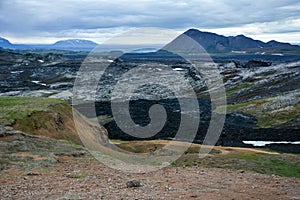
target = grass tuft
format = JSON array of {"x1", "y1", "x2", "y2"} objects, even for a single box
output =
[{"x1": 0, "y1": 96, "x2": 65, "y2": 125}]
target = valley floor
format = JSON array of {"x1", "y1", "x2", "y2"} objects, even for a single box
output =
[{"x1": 1, "y1": 154, "x2": 299, "y2": 200}]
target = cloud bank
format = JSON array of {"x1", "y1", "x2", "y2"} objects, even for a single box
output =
[{"x1": 0, "y1": 0, "x2": 299, "y2": 43}]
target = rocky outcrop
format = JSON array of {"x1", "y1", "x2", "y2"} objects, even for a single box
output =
[
  {"x1": 244, "y1": 60, "x2": 272, "y2": 68},
  {"x1": 84, "y1": 99, "x2": 299, "y2": 151},
  {"x1": 265, "y1": 143, "x2": 300, "y2": 154},
  {"x1": 0, "y1": 125, "x2": 24, "y2": 137}
]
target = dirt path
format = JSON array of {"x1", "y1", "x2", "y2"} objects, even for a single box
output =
[
  {"x1": 1, "y1": 155, "x2": 299, "y2": 200},
  {"x1": 112, "y1": 139, "x2": 281, "y2": 156},
  {"x1": 214, "y1": 146, "x2": 280, "y2": 155}
]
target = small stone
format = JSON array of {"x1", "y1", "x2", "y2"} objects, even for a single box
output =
[
  {"x1": 71, "y1": 151, "x2": 86, "y2": 157},
  {"x1": 26, "y1": 172, "x2": 41, "y2": 176},
  {"x1": 0, "y1": 127, "x2": 4, "y2": 137},
  {"x1": 54, "y1": 151, "x2": 86, "y2": 157},
  {"x1": 4, "y1": 126, "x2": 14, "y2": 131},
  {"x1": 126, "y1": 180, "x2": 141, "y2": 188}
]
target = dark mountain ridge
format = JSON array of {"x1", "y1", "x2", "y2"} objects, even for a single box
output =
[{"x1": 183, "y1": 29, "x2": 300, "y2": 54}]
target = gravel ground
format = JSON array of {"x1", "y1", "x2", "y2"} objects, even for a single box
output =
[{"x1": 1, "y1": 155, "x2": 299, "y2": 200}]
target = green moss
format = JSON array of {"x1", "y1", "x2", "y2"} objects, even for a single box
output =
[
  {"x1": 222, "y1": 153, "x2": 300, "y2": 178},
  {"x1": 109, "y1": 139, "x2": 128, "y2": 144},
  {"x1": 68, "y1": 173, "x2": 85, "y2": 179},
  {"x1": 171, "y1": 151, "x2": 300, "y2": 178},
  {"x1": 170, "y1": 160, "x2": 177, "y2": 166},
  {"x1": 97, "y1": 115, "x2": 113, "y2": 125},
  {"x1": 59, "y1": 140, "x2": 86, "y2": 150},
  {"x1": 258, "y1": 108, "x2": 300, "y2": 128},
  {"x1": 216, "y1": 96, "x2": 300, "y2": 128},
  {"x1": 0, "y1": 159, "x2": 10, "y2": 165},
  {"x1": 184, "y1": 146, "x2": 221, "y2": 154},
  {"x1": 0, "y1": 96, "x2": 65, "y2": 125},
  {"x1": 226, "y1": 82, "x2": 254, "y2": 94}
]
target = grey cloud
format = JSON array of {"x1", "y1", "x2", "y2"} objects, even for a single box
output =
[{"x1": 0, "y1": 0, "x2": 300, "y2": 39}]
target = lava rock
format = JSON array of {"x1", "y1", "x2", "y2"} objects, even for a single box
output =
[
  {"x1": 244, "y1": 60, "x2": 272, "y2": 68},
  {"x1": 126, "y1": 180, "x2": 141, "y2": 188},
  {"x1": 26, "y1": 172, "x2": 41, "y2": 176}
]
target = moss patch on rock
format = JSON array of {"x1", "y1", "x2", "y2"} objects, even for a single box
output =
[{"x1": 217, "y1": 93, "x2": 300, "y2": 128}]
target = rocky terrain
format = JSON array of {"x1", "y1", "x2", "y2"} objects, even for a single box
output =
[
  {"x1": 0, "y1": 96, "x2": 298, "y2": 199},
  {"x1": 1, "y1": 131, "x2": 300, "y2": 199},
  {"x1": 0, "y1": 39, "x2": 300, "y2": 198},
  {"x1": 1, "y1": 154, "x2": 300, "y2": 199},
  {"x1": 0, "y1": 47, "x2": 299, "y2": 152}
]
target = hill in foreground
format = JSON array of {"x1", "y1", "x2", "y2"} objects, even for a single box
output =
[
  {"x1": 0, "y1": 96, "x2": 109, "y2": 146},
  {"x1": 0, "y1": 96, "x2": 299, "y2": 199}
]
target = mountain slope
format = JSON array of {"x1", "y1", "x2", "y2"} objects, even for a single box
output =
[
  {"x1": 0, "y1": 96, "x2": 109, "y2": 146},
  {"x1": 0, "y1": 37, "x2": 13, "y2": 49},
  {"x1": 183, "y1": 29, "x2": 300, "y2": 54}
]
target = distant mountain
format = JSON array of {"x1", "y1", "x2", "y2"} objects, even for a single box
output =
[
  {"x1": 52, "y1": 39, "x2": 98, "y2": 51},
  {"x1": 0, "y1": 37, "x2": 13, "y2": 49},
  {"x1": 182, "y1": 29, "x2": 300, "y2": 54},
  {"x1": 0, "y1": 38, "x2": 98, "y2": 51},
  {"x1": 266, "y1": 40, "x2": 293, "y2": 48},
  {"x1": 1, "y1": 30, "x2": 300, "y2": 54},
  {"x1": 131, "y1": 47, "x2": 159, "y2": 53}
]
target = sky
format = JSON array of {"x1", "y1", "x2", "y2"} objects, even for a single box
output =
[{"x1": 0, "y1": 0, "x2": 300, "y2": 44}]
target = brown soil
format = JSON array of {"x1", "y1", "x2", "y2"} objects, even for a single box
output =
[
  {"x1": 11, "y1": 153, "x2": 49, "y2": 161},
  {"x1": 0, "y1": 153, "x2": 299, "y2": 200},
  {"x1": 13, "y1": 103, "x2": 109, "y2": 146},
  {"x1": 1, "y1": 105, "x2": 299, "y2": 199},
  {"x1": 113, "y1": 140, "x2": 280, "y2": 155},
  {"x1": 214, "y1": 146, "x2": 280, "y2": 155}
]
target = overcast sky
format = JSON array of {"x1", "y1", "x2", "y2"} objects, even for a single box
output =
[{"x1": 0, "y1": 0, "x2": 300, "y2": 44}]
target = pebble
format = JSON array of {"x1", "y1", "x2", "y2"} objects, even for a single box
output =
[
  {"x1": 26, "y1": 172, "x2": 41, "y2": 176},
  {"x1": 126, "y1": 180, "x2": 141, "y2": 188}
]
